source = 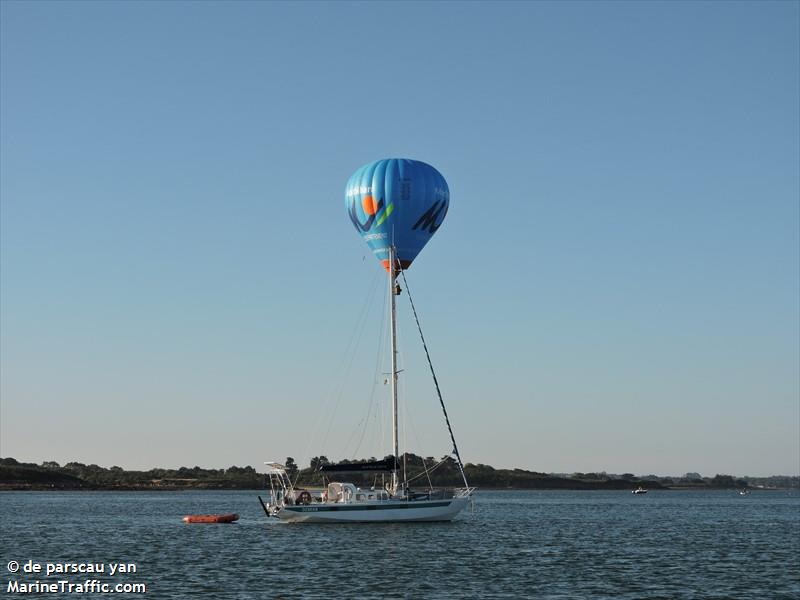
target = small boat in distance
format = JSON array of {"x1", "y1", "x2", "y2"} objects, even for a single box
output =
[
  {"x1": 632, "y1": 486, "x2": 648, "y2": 494},
  {"x1": 739, "y1": 488, "x2": 750, "y2": 496}
]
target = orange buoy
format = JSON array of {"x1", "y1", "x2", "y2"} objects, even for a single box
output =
[{"x1": 182, "y1": 513, "x2": 239, "y2": 524}]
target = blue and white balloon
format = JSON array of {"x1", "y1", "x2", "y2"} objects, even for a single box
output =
[{"x1": 345, "y1": 158, "x2": 449, "y2": 273}]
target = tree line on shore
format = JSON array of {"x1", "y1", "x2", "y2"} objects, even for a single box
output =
[{"x1": 0, "y1": 456, "x2": 795, "y2": 491}]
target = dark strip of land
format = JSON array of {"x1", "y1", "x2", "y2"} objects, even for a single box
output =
[{"x1": 1, "y1": 456, "x2": 795, "y2": 491}]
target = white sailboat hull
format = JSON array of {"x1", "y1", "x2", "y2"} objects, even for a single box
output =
[{"x1": 276, "y1": 496, "x2": 470, "y2": 523}]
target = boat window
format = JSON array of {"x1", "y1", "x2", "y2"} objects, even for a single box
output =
[{"x1": 356, "y1": 494, "x2": 365, "y2": 501}]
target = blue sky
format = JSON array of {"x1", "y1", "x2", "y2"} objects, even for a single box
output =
[{"x1": 1, "y1": 1, "x2": 797, "y2": 476}]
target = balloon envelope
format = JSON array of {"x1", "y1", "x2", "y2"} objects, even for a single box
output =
[{"x1": 345, "y1": 158, "x2": 449, "y2": 273}]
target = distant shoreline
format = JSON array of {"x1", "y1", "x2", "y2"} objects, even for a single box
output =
[
  {"x1": 0, "y1": 485, "x2": 795, "y2": 492},
  {"x1": 2, "y1": 457, "x2": 796, "y2": 492}
]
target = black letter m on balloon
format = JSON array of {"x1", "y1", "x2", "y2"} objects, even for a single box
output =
[{"x1": 412, "y1": 201, "x2": 447, "y2": 234}]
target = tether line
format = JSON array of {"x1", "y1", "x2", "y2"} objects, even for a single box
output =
[{"x1": 399, "y1": 267, "x2": 469, "y2": 489}]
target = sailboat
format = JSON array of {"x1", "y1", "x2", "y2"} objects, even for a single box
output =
[{"x1": 260, "y1": 159, "x2": 474, "y2": 523}]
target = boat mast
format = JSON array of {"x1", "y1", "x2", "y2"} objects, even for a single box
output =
[{"x1": 389, "y1": 245, "x2": 400, "y2": 495}]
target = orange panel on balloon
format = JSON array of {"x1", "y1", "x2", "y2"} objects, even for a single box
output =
[{"x1": 362, "y1": 195, "x2": 378, "y2": 216}]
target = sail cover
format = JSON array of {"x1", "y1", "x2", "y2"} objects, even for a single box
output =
[{"x1": 319, "y1": 459, "x2": 397, "y2": 473}]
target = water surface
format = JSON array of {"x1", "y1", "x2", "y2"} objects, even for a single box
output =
[{"x1": 1, "y1": 489, "x2": 797, "y2": 598}]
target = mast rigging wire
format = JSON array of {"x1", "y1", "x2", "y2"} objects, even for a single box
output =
[
  {"x1": 289, "y1": 266, "x2": 382, "y2": 490},
  {"x1": 399, "y1": 268, "x2": 470, "y2": 490},
  {"x1": 349, "y1": 279, "x2": 389, "y2": 459}
]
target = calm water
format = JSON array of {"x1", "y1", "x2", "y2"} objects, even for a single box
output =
[{"x1": 1, "y1": 489, "x2": 798, "y2": 599}]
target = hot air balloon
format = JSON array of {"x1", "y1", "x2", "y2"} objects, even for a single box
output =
[{"x1": 345, "y1": 158, "x2": 449, "y2": 273}]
